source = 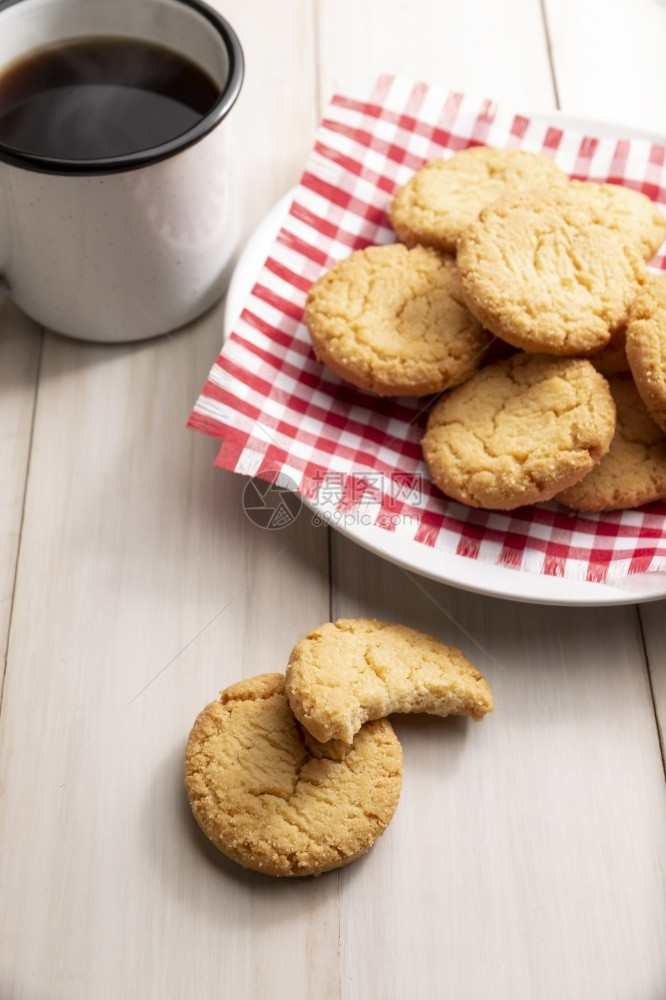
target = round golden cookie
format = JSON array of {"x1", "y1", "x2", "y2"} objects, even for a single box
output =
[
  {"x1": 304, "y1": 243, "x2": 491, "y2": 396},
  {"x1": 457, "y1": 184, "x2": 648, "y2": 355},
  {"x1": 286, "y1": 618, "x2": 494, "y2": 745},
  {"x1": 421, "y1": 354, "x2": 616, "y2": 510},
  {"x1": 184, "y1": 673, "x2": 403, "y2": 877},
  {"x1": 570, "y1": 180, "x2": 666, "y2": 261},
  {"x1": 626, "y1": 275, "x2": 666, "y2": 431},
  {"x1": 388, "y1": 146, "x2": 568, "y2": 254},
  {"x1": 556, "y1": 376, "x2": 666, "y2": 511}
]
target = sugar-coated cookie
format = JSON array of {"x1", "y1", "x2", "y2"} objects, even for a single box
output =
[
  {"x1": 184, "y1": 673, "x2": 402, "y2": 877},
  {"x1": 457, "y1": 185, "x2": 648, "y2": 355},
  {"x1": 389, "y1": 146, "x2": 568, "y2": 254},
  {"x1": 422, "y1": 354, "x2": 616, "y2": 510},
  {"x1": 285, "y1": 618, "x2": 493, "y2": 744},
  {"x1": 626, "y1": 275, "x2": 666, "y2": 432},
  {"x1": 556, "y1": 376, "x2": 666, "y2": 511},
  {"x1": 304, "y1": 243, "x2": 491, "y2": 396}
]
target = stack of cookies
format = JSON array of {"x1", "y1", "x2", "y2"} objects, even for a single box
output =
[
  {"x1": 185, "y1": 618, "x2": 493, "y2": 877},
  {"x1": 304, "y1": 146, "x2": 666, "y2": 513}
]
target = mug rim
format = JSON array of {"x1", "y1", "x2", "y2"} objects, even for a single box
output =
[{"x1": 0, "y1": 0, "x2": 244, "y2": 175}]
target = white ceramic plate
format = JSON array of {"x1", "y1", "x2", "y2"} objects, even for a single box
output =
[{"x1": 222, "y1": 113, "x2": 666, "y2": 605}]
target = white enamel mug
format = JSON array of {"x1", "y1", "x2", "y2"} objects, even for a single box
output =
[{"x1": 0, "y1": 0, "x2": 243, "y2": 342}]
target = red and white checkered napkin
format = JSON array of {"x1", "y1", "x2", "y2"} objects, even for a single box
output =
[{"x1": 189, "y1": 74, "x2": 666, "y2": 583}]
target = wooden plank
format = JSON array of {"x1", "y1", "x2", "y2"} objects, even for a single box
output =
[
  {"x1": 0, "y1": 314, "x2": 336, "y2": 1000},
  {"x1": 229, "y1": 0, "x2": 320, "y2": 231},
  {"x1": 0, "y1": 298, "x2": 41, "y2": 687},
  {"x1": 639, "y1": 602, "x2": 666, "y2": 764},
  {"x1": 316, "y1": 0, "x2": 556, "y2": 111},
  {"x1": 317, "y1": 3, "x2": 666, "y2": 998},
  {"x1": 544, "y1": 0, "x2": 666, "y2": 774},
  {"x1": 543, "y1": 0, "x2": 666, "y2": 133},
  {"x1": 0, "y1": 3, "x2": 339, "y2": 998},
  {"x1": 332, "y1": 540, "x2": 666, "y2": 1000}
]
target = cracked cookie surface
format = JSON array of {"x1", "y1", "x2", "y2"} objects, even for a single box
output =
[
  {"x1": 457, "y1": 184, "x2": 648, "y2": 355},
  {"x1": 285, "y1": 618, "x2": 494, "y2": 744},
  {"x1": 184, "y1": 673, "x2": 402, "y2": 877},
  {"x1": 304, "y1": 243, "x2": 491, "y2": 396},
  {"x1": 388, "y1": 146, "x2": 568, "y2": 254},
  {"x1": 556, "y1": 376, "x2": 666, "y2": 511},
  {"x1": 626, "y1": 275, "x2": 666, "y2": 432},
  {"x1": 422, "y1": 354, "x2": 616, "y2": 510},
  {"x1": 569, "y1": 180, "x2": 666, "y2": 261}
]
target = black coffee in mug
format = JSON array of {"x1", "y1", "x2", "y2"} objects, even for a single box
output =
[{"x1": 0, "y1": 37, "x2": 221, "y2": 160}]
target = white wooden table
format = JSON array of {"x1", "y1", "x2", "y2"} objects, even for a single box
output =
[{"x1": 2, "y1": 3, "x2": 666, "y2": 998}]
